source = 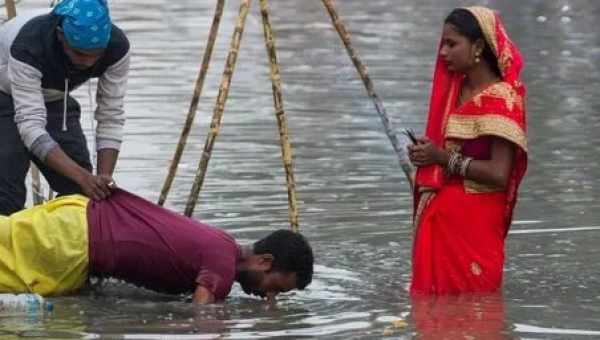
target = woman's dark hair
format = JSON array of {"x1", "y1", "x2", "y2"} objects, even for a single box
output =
[
  {"x1": 254, "y1": 229, "x2": 314, "y2": 289},
  {"x1": 445, "y1": 8, "x2": 502, "y2": 77}
]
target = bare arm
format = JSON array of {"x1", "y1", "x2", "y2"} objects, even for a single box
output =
[
  {"x1": 46, "y1": 146, "x2": 113, "y2": 200},
  {"x1": 463, "y1": 138, "x2": 514, "y2": 189},
  {"x1": 97, "y1": 148, "x2": 119, "y2": 176},
  {"x1": 408, "y1": 137, "x2": 514, "y2": 190},
  {"x1": 193, "y1": 285, "x2": 216, "y2": 304}
]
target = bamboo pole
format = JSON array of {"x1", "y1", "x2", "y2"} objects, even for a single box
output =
[
  {"x1": 5, "y1": 0, "x2": 46, "y2": 204},
  {"x1": 4, "y1": 0, "x2": 16, "y2": 19},
  {"x1": 259, "y1": 0, "x2": 299, "y2": 232},
  {"x1": 184, "y1": 0, "x2": 252, "y2": 217},
  {"x1": 321, "y1": 0, "x2": 414, "y2": 186},
  {"x1": 158, "y1": 0, "x2": 225, "y2": 206}
]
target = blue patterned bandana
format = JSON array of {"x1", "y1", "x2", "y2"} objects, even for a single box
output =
[{"x1": 53, "y1": 0, "x2": 112, "y2": 50}]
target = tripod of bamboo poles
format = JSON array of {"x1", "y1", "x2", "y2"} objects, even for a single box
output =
[
  {"x1": 158, "y1": 0, "x2": 300, "y2": 232},
  {"x1": 4, "y1": 0, "x2": 46, "y2": 205}
]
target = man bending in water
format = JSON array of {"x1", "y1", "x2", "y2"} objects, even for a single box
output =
[{"x1": 0, "y1": 188, "x2": 313, "y2": 304}]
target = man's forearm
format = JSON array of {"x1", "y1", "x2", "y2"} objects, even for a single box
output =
[
  {"x1": 47, "y1": 146, "x2": 114, "y2": 201},
  {"x1": 45, "y1": 145, "x2": 90, "y2": 185},
  {"x1": 97, "y1": 148, "x2": 119, "y2": 176}
]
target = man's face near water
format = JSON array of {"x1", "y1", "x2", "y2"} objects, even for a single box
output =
[{"x1": 238, "y1": 268, "x2": 297, "y2": 300}]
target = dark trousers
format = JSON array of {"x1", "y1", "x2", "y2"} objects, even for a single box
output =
[{"x1": 0, "y1": 92, "x2": 92, "y2": 215}]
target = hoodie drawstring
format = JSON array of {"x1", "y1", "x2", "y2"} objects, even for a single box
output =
[{"x1": 62, "y1": 78, "x2": 68, "y2": 132}]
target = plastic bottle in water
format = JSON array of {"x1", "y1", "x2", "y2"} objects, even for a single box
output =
[{"x1": 0, "y1": 293, "x2": 54, "y2": 313}]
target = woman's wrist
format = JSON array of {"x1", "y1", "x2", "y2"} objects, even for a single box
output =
[{"x1": 437, "y1": 149, "x2": 450, "y2": 167}]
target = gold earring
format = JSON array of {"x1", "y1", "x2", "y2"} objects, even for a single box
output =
[{"x1": 474, "y1": 53, "x2": 481, "y2": 63}]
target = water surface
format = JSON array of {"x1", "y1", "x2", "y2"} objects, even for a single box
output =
[{"x1": 2, "y1": 0, "x2": 600, "y2": 338}]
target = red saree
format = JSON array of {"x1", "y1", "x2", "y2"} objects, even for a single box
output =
[{"x1": 410, "y1": 7, "x2": 528, "y2": 295}]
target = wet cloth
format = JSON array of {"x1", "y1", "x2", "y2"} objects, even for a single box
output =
[
  {"x1": 87, "y1": 189, "x2": 241, "y2": 299},
  {"x1": 411, "y1": 7, "x2": 528, "y2": 294},
  {"x1": 0, "y1": 195, "x2": 89, "y2": 296},
  {"x1": 411, "y1": 180, "x2": 508, "y2": 293},
  {"x1": 52, "y1": 0, "x2": 112, "y2": 49}
]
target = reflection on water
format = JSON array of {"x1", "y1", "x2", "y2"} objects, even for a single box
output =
[
  {"x1": 410, "y1": 294, "x2": 510, "y2": 340},
  {"x1": 2, "y1": 0, "x2": 600, "y2": 338}
]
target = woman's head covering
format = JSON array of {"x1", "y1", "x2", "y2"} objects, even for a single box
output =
[
  {"x1": 464, "y1": 6, "x2": 523, "y2": 85},
  {"x1": 53, "y1": 0, "x2": 112, "y2": 50}
]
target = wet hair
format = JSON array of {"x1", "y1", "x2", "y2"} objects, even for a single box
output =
[
  {"x1": 253, "y1": 229, "x2": 314, "y2": 290},
  {"x1": 445, "y1": 8, "x2": 502, "y2": 77}
]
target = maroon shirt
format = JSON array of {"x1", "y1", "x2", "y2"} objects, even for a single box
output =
[{"x1": 86, "y1": 189, "x2": 241, "y2": 299}]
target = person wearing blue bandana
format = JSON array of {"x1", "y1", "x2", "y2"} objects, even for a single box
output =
[
  {"x1": 0, "y1": 0, "x2": 131, "y2": 215},
  {"x1": 54, "y1": 0, "x2": 112, "y2": 50}
]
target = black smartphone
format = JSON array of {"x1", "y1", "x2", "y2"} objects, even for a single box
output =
[{"x1": 403, "y1": 128, "x2": 418, "y2": 144}]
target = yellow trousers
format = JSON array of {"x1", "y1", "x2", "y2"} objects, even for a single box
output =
[{"x1": 0, "y1": 195, "x2": 89, "y2": 296}]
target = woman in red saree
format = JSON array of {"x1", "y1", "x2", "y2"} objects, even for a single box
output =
[{"x1": 407, "y1": 7, "x2": 527, "y2": 294}]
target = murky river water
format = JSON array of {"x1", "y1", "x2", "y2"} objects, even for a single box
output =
[{"x1": 2, "y1": 0, "x2": 600, "y2": 338}]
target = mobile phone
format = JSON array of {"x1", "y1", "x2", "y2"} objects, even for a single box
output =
[{"x1": 403, "y1": 128, "x2": 418, "y2": 144}]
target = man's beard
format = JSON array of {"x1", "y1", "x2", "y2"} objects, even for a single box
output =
[{"x1": 237, "y1": 270, "x2": 264, "y2": 297}]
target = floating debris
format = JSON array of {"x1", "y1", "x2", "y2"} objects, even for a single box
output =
[{"x1": 382, "y1": 318, "x2": 408, "y2": 336}]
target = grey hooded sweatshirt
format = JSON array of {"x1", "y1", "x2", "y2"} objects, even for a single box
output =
[{"x1": 0, "y1": 9, "x2": 129, "y2": 161}]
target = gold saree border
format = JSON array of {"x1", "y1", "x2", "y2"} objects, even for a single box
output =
[
  {"x1": 465, "y1": 6, "x2": 498, "y2": 56},
  {"x1": 414, "y1": 190, "x2": 435, "y2": 233},
  {"x1": 445, "y1": 114, "x2": 528, "y2": 152},
  {"x1": 463, "y1": 179, "x2": 503, "y2": 194},
  {"x1": 472, "y1": 82, "x2": 523, "y2": 112},
  {"x1": 464, "y1": 7, "x2": 514, "y2": 74}
]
